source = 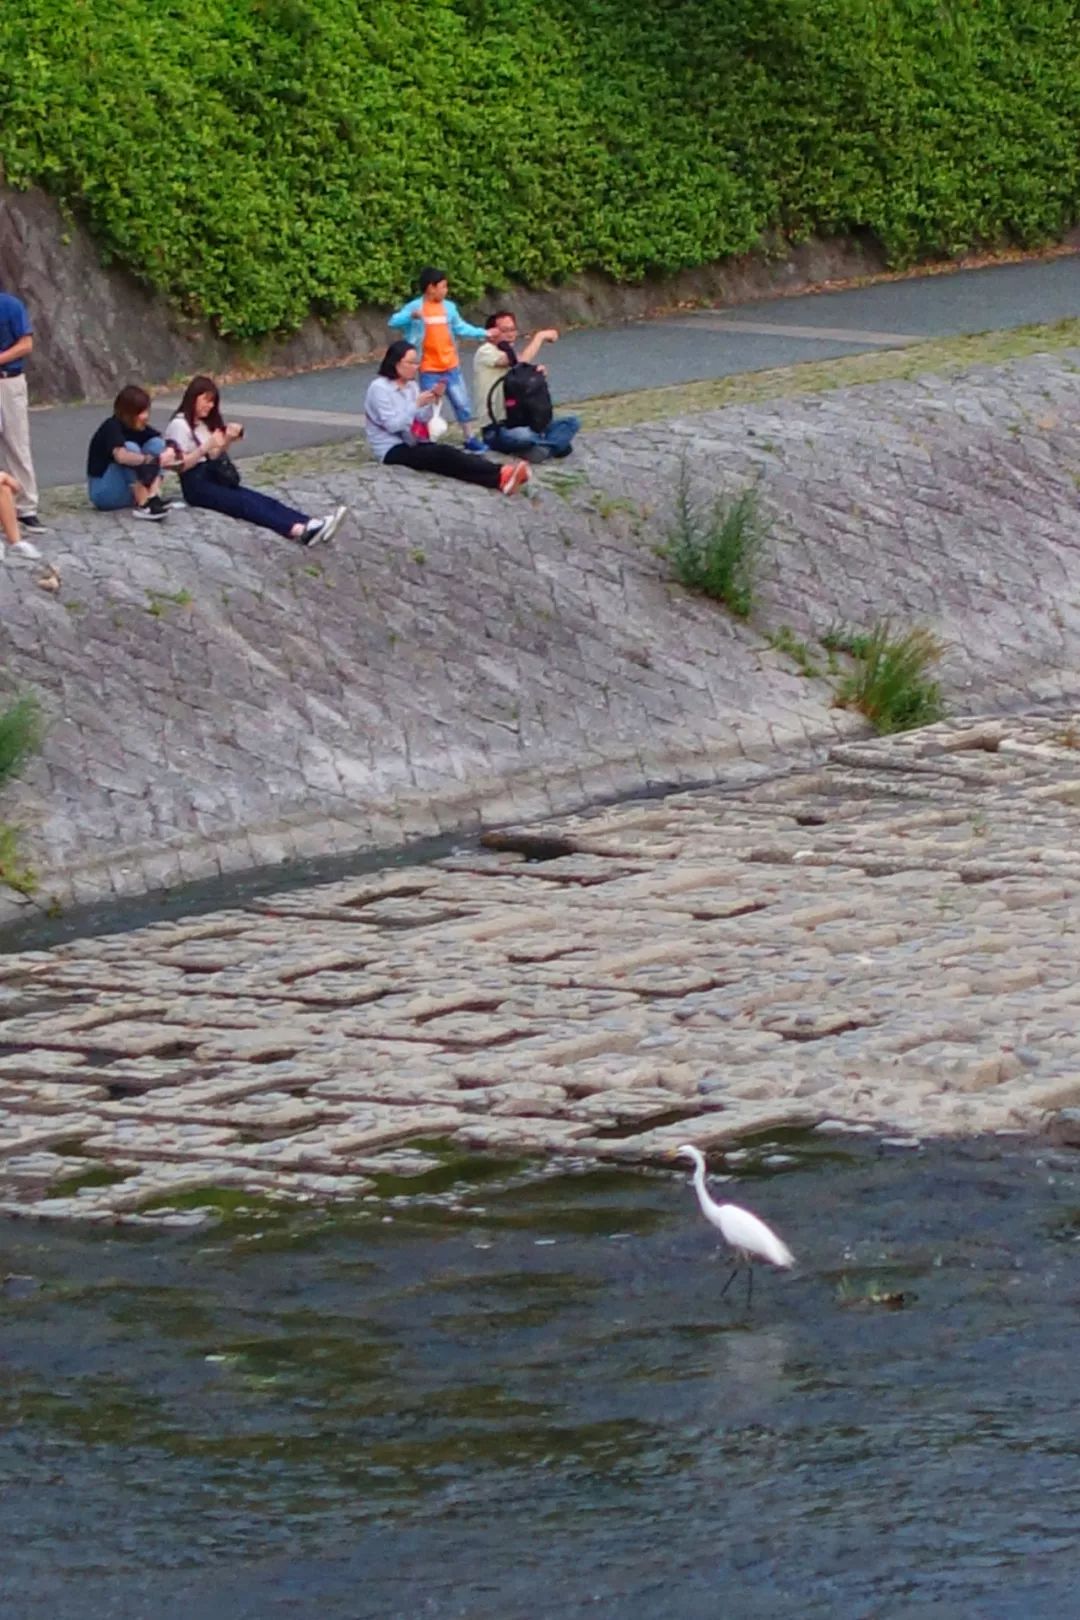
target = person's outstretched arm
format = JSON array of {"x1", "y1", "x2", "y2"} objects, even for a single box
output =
[
  {"x1": 388, "y1": 298, "x2": 422, "y2": 330},
  {"x1": 448, "y1": 303, "x2": 489, "y2": 343},
  {"x1": 520, "y1": 328, "x2": 559, "y2": 364}
]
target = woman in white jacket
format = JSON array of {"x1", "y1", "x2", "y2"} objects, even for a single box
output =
[{"x1": 365, "y1": 342, "x2": 530, "y2": 495}]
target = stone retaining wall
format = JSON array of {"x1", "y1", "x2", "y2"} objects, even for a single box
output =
[{"x1": 2, "y1": 349, "x2": 1080, "y2": 920}]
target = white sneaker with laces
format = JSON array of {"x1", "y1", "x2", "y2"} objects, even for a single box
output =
[
  {"x1": 7, "y1": 539, "x2": 42, "y2": 560},
  {"x1": 321, "y1": 504, "x2": 348, "y2": 544}
]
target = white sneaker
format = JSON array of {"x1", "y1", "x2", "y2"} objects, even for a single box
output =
[
  {"x1": 7, "y1": 539, "x2": 42, "y2": 560},
  {"x1": 302, "y1": 504, "x2": 348, "y2": 547},
  {"x1": 321, "y1": 504, "x2": 348, "y2": 544}
]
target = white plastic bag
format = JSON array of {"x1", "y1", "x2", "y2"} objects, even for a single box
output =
[{"x1": 427, "y1": 399, "x2": 449, "y2": 442}]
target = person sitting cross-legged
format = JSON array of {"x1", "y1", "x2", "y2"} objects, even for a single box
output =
[
  {"x1": 364, "y1": 342, "x2": 531, "y2": 496},
  {"x1": 86, "y1": 385, "x2": 182, "y2": 519},
  {"x1": 474, "y1": 312, "x2": 580, "y2": 461}
]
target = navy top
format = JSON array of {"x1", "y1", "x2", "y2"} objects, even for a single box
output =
[{"x1": 0, "y1": 292, "x2": 32, "y2": 376}]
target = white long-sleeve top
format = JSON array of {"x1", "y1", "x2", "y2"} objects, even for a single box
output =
[{"x1": 363, "y1": 376, "x2": 433, "y2": 462}]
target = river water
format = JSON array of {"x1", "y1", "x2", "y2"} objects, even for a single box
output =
[{"x1": 3, "y1": 1130, "x2": 1080, "y2": 1618}]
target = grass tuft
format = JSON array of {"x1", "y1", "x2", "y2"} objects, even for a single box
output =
[
  {"x1": 0, "y1": 695, "x2": 42, "y2": 785},
  {"x1": 0, "y1": 821, "x2": 38, "y2": 894},
  {"x1": 663, "y1": 472, "x2": 767, "y2": 619},
  {"x1": 831, "y1": 620, "x2": 944, "y2": 734},
  {"x1": 765, "y1": 624, "x2": 822, "y2": 678}
]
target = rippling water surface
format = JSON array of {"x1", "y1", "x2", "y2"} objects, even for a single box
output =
[{"x1": 4, "y1": 1132, "x2": 1080, "y2": 1618}]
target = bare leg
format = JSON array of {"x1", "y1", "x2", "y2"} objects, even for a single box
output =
[
  {"x1": 0, "y1": 480, "x2": 20, "y2": 547},
  {"x1": 132, "y1": 477, "x2": 161, "y2": 510}
]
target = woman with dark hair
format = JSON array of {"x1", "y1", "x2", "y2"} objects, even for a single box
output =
[
  {"x1": 364, "y1": 342, "x2": 530, "y2": 495},
  {"x1": 165, "y1": 375, "x2": 347, "y2": 547},
  {"x1": 86, "y1": 384, "x2": 181, "y2": 519}
]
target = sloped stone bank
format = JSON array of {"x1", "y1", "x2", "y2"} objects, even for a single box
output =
[
  {"x1": 2, "y1": 711, "x2": 1080, "y2": 1225},
  {"x1": 2, "y1": 349, "x2": 1080, "y2": 919}
]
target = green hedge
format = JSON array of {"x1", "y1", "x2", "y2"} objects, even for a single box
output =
[{"x1": 2, "y1": 0, "x2": 1078, "y2": 339}]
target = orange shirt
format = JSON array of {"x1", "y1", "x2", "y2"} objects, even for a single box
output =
[{"x1": 419, "y1": 299, "x2": 458, "y2": 373}]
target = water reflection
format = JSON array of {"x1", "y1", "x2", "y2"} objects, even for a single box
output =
[{"x1": 4, "y1": 1136, "x2": 1080, "y2": 1617}]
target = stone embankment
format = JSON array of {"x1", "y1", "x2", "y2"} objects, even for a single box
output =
[
  {"x1": 3, "y1": 347, "x2": 1080, "y2": 920},
  {"x1": 2, "y1": 711, "x2": 1080, "y2": 1225}
]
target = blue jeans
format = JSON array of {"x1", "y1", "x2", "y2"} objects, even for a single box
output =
[
  {"x1": 482, "y1": 415, "x2": 580, "y2": 459},
  {"x1": 88, "y1": 435, "x2": 165, "y2": 509},
  {"x1": 419, "y1": 365, "x2": 473, "y2": 426}
]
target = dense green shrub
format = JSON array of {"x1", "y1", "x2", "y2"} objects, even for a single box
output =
[{"x1": 2, "y1": 0, "x2": 1078, "y2": 340}]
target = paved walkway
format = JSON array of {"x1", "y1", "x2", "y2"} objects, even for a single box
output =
[{"x1": 31, "y1": 254, "x2": 1080, "y2": 490}]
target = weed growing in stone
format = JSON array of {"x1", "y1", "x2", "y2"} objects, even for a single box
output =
[
  {"x1": 0, "y1": 695, "x2": 41, "y2": 784},
  {"x1": 0, "y1": 822, "x2": 37, "y2": 894},
  {"x1": 0, "y1": 694, "x2": 43, "y2": 895},
  {"x1": 592, "y1": 493, "x2": 640, "y2": 521},
  {"x1": 663, "y1": 472, "x2": 767, "y2": 620},
  {"x1": 765, "y1": 625, "x2": 821, "y2": 678},
  {"x1": 146, "y1": 588, "x2": 194, "y2": 618},
  {"x1": 832, "y1": 621, "x2": 944, "y2": 735},
  {"x1": 545, "y1": 470, "x2": 588, "y2": 502}
]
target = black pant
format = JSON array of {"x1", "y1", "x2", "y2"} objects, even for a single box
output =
[
  {"x1": 181, "y1": 466, "x2": 307, "y2": 537},
  {"x1": 384, "y1": 441, "x2": 501, "y2": 488}
]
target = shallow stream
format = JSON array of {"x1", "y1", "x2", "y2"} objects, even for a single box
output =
[{"x1": 4, "y1": 1131, "x2": 1080, "y2": 1618}]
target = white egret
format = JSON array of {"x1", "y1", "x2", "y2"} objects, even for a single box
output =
[{"x1": 675, "y1": 1144, "x2": 795, "y2": 1305}]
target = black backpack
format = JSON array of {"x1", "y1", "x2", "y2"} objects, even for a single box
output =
[{"x1": 488, "y1": 361, "x2": 553, "y2": 434}]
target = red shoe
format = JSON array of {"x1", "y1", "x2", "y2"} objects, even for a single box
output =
[{"x1": 499, "y1": 460, "x2": 531, "y2": 497}]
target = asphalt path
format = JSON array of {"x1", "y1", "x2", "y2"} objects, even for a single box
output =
[{"x1": 31, "y1": 254, "x2": 1080, "y2": 490}]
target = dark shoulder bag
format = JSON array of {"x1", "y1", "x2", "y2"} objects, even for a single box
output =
[{"x1": 207, "y1": 450, "x2": 242, "y2": 488}]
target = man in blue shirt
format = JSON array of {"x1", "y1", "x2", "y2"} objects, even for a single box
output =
[{"x1": 0, "y1": 288, "x2": 46, "y2": 533}]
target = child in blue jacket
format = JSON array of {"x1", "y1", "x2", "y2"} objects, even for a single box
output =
[{"x1": 388, "y1": 267, "x2": 488, "y2": 451}]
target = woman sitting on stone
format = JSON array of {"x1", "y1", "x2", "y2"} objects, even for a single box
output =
[
  {"x1": 364, "y1": 341, "x2": 530, "y2": 495},
  {"x1": 86, "y1": 384, "x2": 181, "y2": 520},
  {"x1": 165, "y1": 375, "x2": 347, "y2": 547}
]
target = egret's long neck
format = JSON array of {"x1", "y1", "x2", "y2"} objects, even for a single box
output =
[{"x1": 692, "y1": 1161, "x2": 709, "y2": 1209}]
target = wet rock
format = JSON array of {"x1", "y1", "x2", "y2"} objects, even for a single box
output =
[
  {"x1": 2, "y1": 1273, "x2": 39, "y2": 1299},
  {"x1": 1044, "y1": 1109, "x2": 1080, "y2": 1149}
]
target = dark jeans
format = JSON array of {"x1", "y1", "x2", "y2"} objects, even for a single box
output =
[
  {"x1": 181, "y1": 465, "x2": 307, "y2": 537},
  {"x1": 384, "y1": 441, "x2": 501, "y2": 488}
]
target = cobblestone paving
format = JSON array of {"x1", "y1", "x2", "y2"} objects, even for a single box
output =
[
  {"x1": 2, "y1": 349, "x2": 1080, "y2": 915},
  {"x1": 2, "y1": 712, "x2": 1079, "y2": 1225}
]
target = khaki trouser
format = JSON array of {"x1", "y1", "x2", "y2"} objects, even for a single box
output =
[{"x1": 0, "y1": 373, "x2": 39, "y2": 517}]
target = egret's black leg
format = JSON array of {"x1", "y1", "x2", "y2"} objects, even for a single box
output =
[
  {"x1": 746, "y1": 1266, "x2": 754, "y2": 1308},
  {"x1": 719, "y1": 1264, "x2": 740, "y2": 1299}
]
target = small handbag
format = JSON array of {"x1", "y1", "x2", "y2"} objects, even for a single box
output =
[{"x1": 208, "y1": 451, "x2": 242, "y2": 488}]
